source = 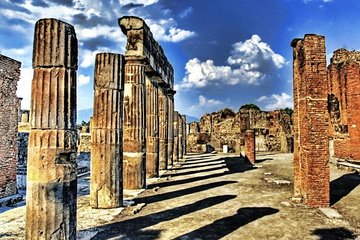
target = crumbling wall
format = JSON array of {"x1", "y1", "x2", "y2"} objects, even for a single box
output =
[
  {"x1": 0, "y1": 54, "x2": 21, "y2": 198},
  {"x1": 328, "y1": 49, "x2": 360, "y2": 163},
  {"x1": 187, "y1": 107, "x2": 292, "y2": 153}
]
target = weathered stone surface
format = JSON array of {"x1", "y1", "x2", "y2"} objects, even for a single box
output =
[
  {"x1": 0, "y1": 54, "x2": 21, "y2": 199},
  {"x1": 291, "y1": 34, "x2": 330, "y2": 207},
  {"x1": 159, "y1": 87, "x2": 168, "y2": 169},
  {"x1": 245, "y1": 130, "x2": 255, "y2": 164},
  {"x1": 178, "y1": 114, "x2": 183, "y2": 159},
  {"x1": 119, "y1": 16, "x2": 174, "y2": 89},
  {"x1": 328, "y1": 49, "x2": 360, "y2": 163},
  {"x1": 173, "y1": 111, "x2": 179, "y2": 162},
  {"x1": 167, "y1": 90, "x2": 175, "y2": 166},
  {"x1": 187, "y1": 108, "x2": 293, "y2": 154},
  {"x1": 146, "y1": 75, "x2": 159, "y2": 177},
  {"x1": 90, "y1": 53, "x2": 124, "y2": 208},
  {"x1": 181, "y1": 115, "x2": 187, "y2": 157},
  {"x1": 33, "y1": 18, "x2": 77, "y2": 69},
  {"x1": 122, "y1": 61, "x2": 146, "y2": 189},
  {"x1": 26, "y1": 18, "x2": 78, "y2": 240}
]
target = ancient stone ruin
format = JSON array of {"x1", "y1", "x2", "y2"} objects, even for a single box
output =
[
  {"x1": 0, "y1": 54, "x2": 21, "y2": 199},
  {"x1": 26, "y1": 18, "x2": 78, "y2": 239},
  {"x1": 187, "y1": 107, "x2": 293, "y2": 155}
]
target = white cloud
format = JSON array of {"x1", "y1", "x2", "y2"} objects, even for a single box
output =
[
  {"x1": 257, "y1": 93, "x2": 293, "y2": 110},
  {"x1": 119, "y1": 0, "x2": 159, "y2": 6},
  {"x1": 80, "y1": 47, "x2": 111, "y2": 68},
  {"x1": 304, "y1": 0, "x2": 332, "y2": 3},
  {"x1": 179, "y1": 7, "x2": 193, "y2": 18},
  {"x1": 187, "y1": 95, "x2": 226, "y2": 117},
  {"x1": 147, "y1": 18, "x2": 196, "y2": 43},
  {"x1": 78, "y1": 74, "x2": 90, "y2": 86},
  {"x1": 17, "y1": 67, "x2": 33, "y2": 110},
  {"x1": 177, "y1": 35, "x2": 285, "y2": 89}
]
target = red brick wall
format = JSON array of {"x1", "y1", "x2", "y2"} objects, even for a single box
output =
[
  {"x1": 328, "y1": 49, "x2": 360, "y2": 162},
  {"x1": 244, "y1": 130, "x2": 255, "y2": 164},
  {"x1": 291, "y1": 35, "x2": 330, "y2": 207},
  {"x1": 0, "y1": 54, "x2": 21, "y2": 198}
]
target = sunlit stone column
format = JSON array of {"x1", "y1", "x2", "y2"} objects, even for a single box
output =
[
  {"x1": 182, "y1": 115, "x2": 187, "y2": 156},
  {"x1": 245, "y1": 129, "x2": 256, "y2": 164},
  {"x1": 123, "y1": 60, "x2": 146, "y2": 189},
  {"x1": 178, "y1": 114, "x2": 184, "y2": 159},
  {"x1": 173, "y1": 111, "x2": 179, "y2": 162},
  {"x1": 90, "y1": 53, "x2": 124, "y2": 208},
  {"x1": 146, "y1": 75, "x2": 159, "y2": 177},
  {"x1": 159, "y1": 86, "x2": 168, "y2": 170},
  {"x1": 167, "y1": 90, "x2": 175, "y2": 166},
  {"x1": 26, "y1": 18, "x2": 78, "y2": 240}
]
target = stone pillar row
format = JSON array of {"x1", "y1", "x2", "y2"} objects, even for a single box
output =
[{"x1": 26, "y1": 17, "x2": 185, "y2": 240}]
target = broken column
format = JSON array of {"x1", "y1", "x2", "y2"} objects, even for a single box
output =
[
  {"x1": 167, "y1": 90, "x2": 175, "y2": 166},
  {"x1": 146, "y1": 75, "x2": 159, "y2": 177},
  {"x1": 119, "y1": 16, "x2": 174, "y2": 188},
  {"x1": 26, "y1": 18, "x2": 78, "y2": 239},
  {"x1": 244, "y1": 130, "x2": 256, "y2": 164},
  {"x1": 173, "y1": 111, "x2": 179, "y2": 162},
  {"x1": 291, "y1": 34, "x2": 330, "y2": 207},
  {"x1": 158, "y1": 87, "x2": 168, "y2": 170},
  {"x1": 90, "y1": 53, "x2": 124, "y2": 208}
]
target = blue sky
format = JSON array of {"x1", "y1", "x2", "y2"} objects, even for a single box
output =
[{"x1": 1, "y1": 0, "x2": 360, "y2": 120}]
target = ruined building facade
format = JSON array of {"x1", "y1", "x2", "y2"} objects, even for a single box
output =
[
  {"x1": 328, "y1": 49, "x2": 360, "y2": 163},
  {"x1": 187, "y1": 108, "x2": 293, "y2": 154},
  {"x1": 0, "y1": 54, "x2": 21, "y2": 198}
]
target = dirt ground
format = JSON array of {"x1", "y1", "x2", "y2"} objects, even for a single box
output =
[{"x1": 0, "y1": 152, "x2": 359, "y2": 239}]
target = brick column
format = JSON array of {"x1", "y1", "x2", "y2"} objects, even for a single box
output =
[
  {"x1": 291, "y1": 34, "x2": 330, "y2": 207},
  {"x1": 245, "y1": 130, "x2": 255, "y2": 164},
  {"x1": 178, "y1": 114, "x2": 183, "y2": 159},
  {"x1": 167, "y1": 90, "x2": 175, "y2": 166},
  {"x1": 159, "y1": 86, "x2": 168, "y2": 170},
  {"x1": 26, "y1": 18, "x2": 78, "y2": 239},
  {"x1": 146, "y1": 75, "x2": 159, "y2": 177},
  {"x1": 123, "y1": 60, "x2": 146, "y2": 189},
  {"x1": 173, "y1": 111, "x2": 179, "y2": 162},
  {"x1": 90, "y1": 53, "x2": 124, "y2": 208}
]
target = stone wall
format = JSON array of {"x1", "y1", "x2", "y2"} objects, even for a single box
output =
[
  {"x1": 0, "y1": 54, "x2": 21, "y2": 198},
  {"x1": 328, "y1": 49, "x2": 360, "y2": 163},
  {"x1": 187, "y1": 107, "x2": 292, "y2": 154}
]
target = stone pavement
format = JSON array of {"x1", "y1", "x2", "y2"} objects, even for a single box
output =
[{"x1": 0, "y1": 152, "x2": 359, "y2": 239}]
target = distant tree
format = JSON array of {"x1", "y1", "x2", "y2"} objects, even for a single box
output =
[
  {"x1": 282, "y1": 107, "x2": 294, "y2": 116},
  {"x1": 239, "y1": 104, "x2": 260, "y2": 111},
  {"x1": 219, "y1": 108, "x2": 236, "y2": 118},
  {"x1": 81, "y1": 120, "x2": 90, "y2": 126}
]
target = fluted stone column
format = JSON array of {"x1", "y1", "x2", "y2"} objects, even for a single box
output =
[
  {"x1": 90, "y1": 53, "x2": 124, "y2": 208},
  {"x1": 26, "y1": 18, "x2": 78, "y2": 240},
  {"x1": 173, "y1": 111, "x2": 179, "y2": 162},
  {"x1": 182, "y1": 115, "x2": 187, "y2": 156},
  {"x1": 123, "y1": 60, "x2": 146, "y2": 189},
  {"x1": 146, "y1": 75, "x2": 159, "y2": 177},
  {"x1": 159, "y1": 86, "x2": 168, "y2": 170},
  {"x1": 167, "y1": 90, "x2": 175, "y2": 166},
  {"x1": 178, "y1": 114, "x2": 183, "y2": 159}
]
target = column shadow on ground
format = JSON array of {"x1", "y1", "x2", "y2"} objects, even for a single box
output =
[
  {"x1": 179, "y1": 158, "x2": 225, "y2": 166},
  {"x1": 176, "y1": 161, "x2": 226, "y2": 170},
  {"x1": 162, "y1": 165, "x2": 227, "y2": 177},
  {"x1": 173, "y1": 207, "x2": 279, "y2": 240},
  {"x1": 312, "y1": 227, "x2": 357, "y2": 240},
  {"x1": 135, "y1": 180, "x2": 237, "y2": 205},
  {"x1": 330, "y1": 172, "x2": 360, "y2": 205},
  {"x1": 148, "y1": 156, "x2": 255, "y2": 189},
  {"x1": 84, "y1": 195, "x2": 237, "y2": 239}
]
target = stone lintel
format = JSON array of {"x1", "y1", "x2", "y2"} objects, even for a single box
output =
[{"x1": 119, "y1": 16, "x2": 174, "y2": 89}]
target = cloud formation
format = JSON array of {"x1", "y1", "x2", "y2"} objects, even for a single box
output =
[
  {"x1": 257, "y1": 93, "x2": 293, "y2": 110},
  {"x1": 188, "y1": 95, "x2": 227, "y2": 117},
  {"x1": 177, "y1": 34, "x2": 285, "y2": 90},
  {"x1": 78, "y1": 74, "x2": 90, "y2": 86}
]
